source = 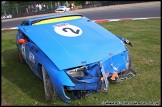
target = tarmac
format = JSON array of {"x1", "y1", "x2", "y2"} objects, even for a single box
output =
[{"x1": 2, "y1": 1, "x2": 160, "y2": 22}]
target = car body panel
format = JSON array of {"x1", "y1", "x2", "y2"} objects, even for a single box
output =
[
  {"x1": 18, "y1": 16, "x2": 126, "y2": 70},
  {"x1": 16, "y1": 31, "x2": 75, "y2": 86}
]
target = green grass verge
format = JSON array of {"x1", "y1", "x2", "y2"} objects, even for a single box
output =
[{"x1": 1, "y1": 19, "x2": 160, "y2": 106}]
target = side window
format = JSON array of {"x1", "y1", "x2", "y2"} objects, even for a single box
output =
[
  {"x1": 16, "y1": 30, "x2": 23, "y2": 39},
  {"x1": 21, "y1": 21, "x2": 29, "y2": 26},
  {"x1": 24, "y1": 35, "x2": 30, "y2": 42},
  {"x1": 17, "y1": 30, "x2": 30, "y2": 42}
]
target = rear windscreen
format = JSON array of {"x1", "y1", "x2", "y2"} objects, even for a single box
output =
[{"x1": 32, "y1": 16, "x2": 82, "y2": 25}]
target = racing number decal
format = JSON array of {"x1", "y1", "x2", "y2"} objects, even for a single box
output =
[
  {"x1": 21, "y1": 44, "x2": 26, "y2": 59},
  {"x1": 54, "y1": 23, "x2": 82, "y2": 37},
  {"x1": 62, "y1": 28, "x2": 80, "y2": 34}
]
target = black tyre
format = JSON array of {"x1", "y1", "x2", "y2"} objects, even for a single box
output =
[{"x1": 42, "y1": 66, "x2": 54, "y2": 102}]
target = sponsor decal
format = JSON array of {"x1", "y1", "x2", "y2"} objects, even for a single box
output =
[
  {"x1": 21, "y1": 44, "x2": 26, "y2": 59},
  {"x1": 29, "y1": 52, "x2": 35, "y2": 63}
]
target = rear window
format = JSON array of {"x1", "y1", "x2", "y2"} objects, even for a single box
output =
[{"x1": 32, "y1": 16, "x2": 82, "y2": 25}]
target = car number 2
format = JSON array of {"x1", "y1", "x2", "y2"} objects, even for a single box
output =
[{"x1": 54, "y1": 23, "x2": 82, "y2": 37}]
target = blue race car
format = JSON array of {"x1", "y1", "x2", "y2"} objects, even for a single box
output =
[{"x1": 16, "y1": 13, "x2": 136, "y2": 103}]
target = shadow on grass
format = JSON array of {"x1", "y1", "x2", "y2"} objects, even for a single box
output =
[{"x1": 2, "y1": 48, "x2": 48, "y2": 103}]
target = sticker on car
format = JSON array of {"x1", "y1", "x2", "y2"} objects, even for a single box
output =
[
  {"x1": 21, "y1": 44, "x2": 26, "y2": 59},
  {"x1": 54, "y1": 23, "x2": 82, "y2": 37},
  {"x1": 29, "y1": 52, "x2": 35, "y2": 63}
]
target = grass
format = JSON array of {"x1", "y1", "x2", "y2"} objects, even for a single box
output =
[{"x1": 1, "y1": 18, "x2": 160, "y2": 106}]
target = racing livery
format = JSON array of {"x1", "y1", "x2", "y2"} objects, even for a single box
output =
[{"x1": 16, "y1": 13, "x2": 136, "y2": 103}]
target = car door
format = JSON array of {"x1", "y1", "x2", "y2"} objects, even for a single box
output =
[
  {"x1": 17, "y1": 29, "x2": 40, "y2": 77},
  {"x1": 25, "y1": 37, "x2": 41, "y2": 77}
]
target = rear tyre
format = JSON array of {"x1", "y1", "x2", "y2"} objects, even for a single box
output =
[{"x1": 42, "y1": 66, "x2": 54, "y2": 102}]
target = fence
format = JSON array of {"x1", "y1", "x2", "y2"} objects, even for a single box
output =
[
  {"x1": 1, "y1": 1, "x2": 153, "y2": 19},
  {"x1": 1, "y1": 1, "x2": 59, "y2": 18}
]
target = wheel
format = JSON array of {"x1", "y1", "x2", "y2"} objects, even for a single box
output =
[
  {"x1": 42, "y1": 66, "x2": 54, "y2": 102},
  {"x1": 17, "y1": 49, "x2": 24, "y2": 63}
]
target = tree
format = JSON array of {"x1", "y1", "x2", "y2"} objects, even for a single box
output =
[{"x1": 74, "y1": 1, "x2": 86, "y2": 6}]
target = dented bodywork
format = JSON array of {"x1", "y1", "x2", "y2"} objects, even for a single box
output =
[{"x1": 16, "y1": 13, "x2": 135, "y2": 103}]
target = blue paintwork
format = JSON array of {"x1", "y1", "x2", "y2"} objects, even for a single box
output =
[
  {"x1": 18, "y1": 16, "x2": 126, "y2": 70},
  {"x1": 16, "y1": 13, "x2": 132, "y2": 103}
]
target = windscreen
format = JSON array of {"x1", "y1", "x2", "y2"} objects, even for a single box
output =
[{"x1": 32, "y1": 16, "x2": 82, "y2": 25}]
